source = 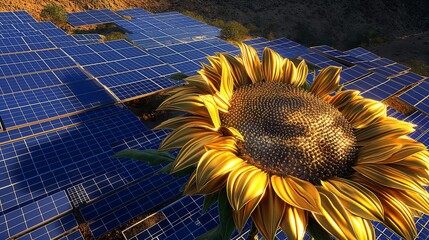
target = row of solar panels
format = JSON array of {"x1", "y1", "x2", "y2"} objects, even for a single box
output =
[{"x1": 0, "y1": 7, "x2": 428, "y2": 240}]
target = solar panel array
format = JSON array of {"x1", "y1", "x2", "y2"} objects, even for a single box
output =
[
  {"x1": 67, "y1": 9, "x2": 123, "y2": 27},
  {"x1": 0, "y1": 7, "x2": 428, "y2": 240}
]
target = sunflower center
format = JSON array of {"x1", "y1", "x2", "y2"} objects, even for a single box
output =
[{"x1": 219, "y1": 82, "x2": 357, "y2": 184}]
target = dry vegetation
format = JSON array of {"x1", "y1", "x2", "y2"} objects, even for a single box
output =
[{"x1": 1, "y1": 0, "x2": 428, "y2": 69}]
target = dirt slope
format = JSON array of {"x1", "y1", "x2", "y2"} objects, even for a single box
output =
[{"x1": 1, "y1": 0, "x2": 428, "y2": 68}]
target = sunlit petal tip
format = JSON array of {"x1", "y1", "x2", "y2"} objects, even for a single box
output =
[
  {"x1": 310, "y1": 66, "x2": 341, "y2": 97},
  {"x1": 294, "y1": 60, "x2": 308, "y2": 87},
  {"x1": 238, "y1": 43, "x2": 262, "y2": 83},
  {"x1": 233, "y1": 196, "x2": 263, "y2": 232},
  {"x1": 199, "y1": 95, "x2": 221, "y2": 129},
  {"x1": 251, "y1": 184, "x2": 286, "y2": 240},
  {"x1": 271, "y1": 175, "x2": 321, "y2": 213},
  {"x1": 321, "y1": 178, "x2": 384, "y2": 221},
  {"x1": 313, "y1": 187, "x2": 357, "y2": 240},
  {"x1": 281, "y1": 58, "x2": 297, "y2": 84},
  {"x1": 262, "y1": 47, "x2": 283, "y2": 82},
  {"x1": 195, "y1": 150, "x2": 244, "y2": 191},
  {"x1": 227, "y1": 164, "x2": 269, "y2": 211},
  {"x1": 280, "y1": 205, "x2": 308, "y2": 240}
]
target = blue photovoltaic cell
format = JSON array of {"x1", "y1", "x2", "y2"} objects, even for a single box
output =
[
  {"x1": 0, "y1": 191, "x2": 71, "y2": 239},
  {"x1": 17, "y1": 213, "x2": 78, "y2": 240},
  {"x1": 344, "y1": 47, "x2": 380, "y2": 61},
  {"x1": 0, "y1": 71, "x2": 61, "y2": 95},
  {"x1": 299, "y1": 52, "x2": 344, "y2": 68},
  {"x1": 67, "y1": 9, "x2": 124, "y2": 27},
  {"x1": 0, "y1": 111, "x2": 154, "y2": 213},
  {"x1": 53, "y1": 67, "x2": 90, "y2": 83},
  {"x1": 130, "y1": 196, "x2": 224, "y2": 240},
  {"x1": 361, "y1": 80, "x2": 404, "y2": 101},
  {"x1": 242, "y1": 37, "x2": 269, "y2": 45},
  {"x1": 116, "y1": 8, "x2": 152, "y2": 18},
  {"x1": 90, "y1": 177, "x2": 187, "y2": 238},
  {"x1": 339, "y1": 66, "x2": 370, "y2": 84},
  {"x1": 0, "y1": 83, "x2": 115, "y2": 129},
  {"x1": 398, "y1": 79, "x2": 429, "y2": 114},
  {"x1": 109, "y1": 78, "x2": 164, "y2": 100},
  {"x1": 57, "y1": 230, "x2": 84, "y2": 240},
  {"x1": 0, "y1": 104, "x2": 126, "y2": 144},
  {"x1": 344, "y1": 73, "x2": 387, "y2": 92}
]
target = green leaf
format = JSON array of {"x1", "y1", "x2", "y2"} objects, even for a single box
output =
[
  {"x1": 196, "y1": 226, "x2": 221, "y2": 240},
  {"x1": 112, "y1": 149, "x2": 175, "y2": 166},
  {"x1": 157, "y1": 163, "x2": 194, "y2": 177},
  {"x1": 202, "y1": 192, "x2": 219, "y2": 214},
  {"x1": 307, "y1": 216, "x2": 331, "y2": 240},
  {"x1": 218, "y1": 188, "x2": 236, "y2": 240},
  {"x1": 170, "y1": 73, "x2": 189, "y2": 81},
  {"x1": 302, "y1": 80, "x2": 311, "y2": 91}
]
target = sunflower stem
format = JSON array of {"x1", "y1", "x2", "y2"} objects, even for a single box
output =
[
  {"x1": 246, "y1": 221, "x2": 259, "y2": 240},
  {"x1": 307, "y1": 217, "x2": 331, "y2": 240}
]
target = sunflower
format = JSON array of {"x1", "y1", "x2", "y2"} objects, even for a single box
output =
[{"x1": 138, "y1": 44, "x2": 429, "y2": 239}]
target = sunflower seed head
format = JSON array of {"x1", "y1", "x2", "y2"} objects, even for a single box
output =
[{"x1": 220, "y1": 82, "x2": 357, "y2": 184}]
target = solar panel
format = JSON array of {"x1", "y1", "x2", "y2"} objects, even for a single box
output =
[
  {"x1": 67, "y1": 9, "x2": 124, "y2": 27},
  {"x1": 0, "y1": 71, "x2": 61, "y2": 95},
  {"x1": 57, "y1": 230, "x2": 84, "y2": 240},
  {"x1": 398, "y1": 79, "x2": 429, "y2": 115},
  {"x1": 339, "y1": 66, "x2": 371, "y2": 84},
  {"x1": 1, "y1": 7, "x2": 428, "y2": 240},
  {"x1": 344, "y1": 47, "x2": 380, "y2": 61},
  {"x1": 299, "y1": 52, "x2": 345, "y2": 68},
  {"x1": 116, "y1": 8, "x2": 152, "y2": 18},
  {"x1": 16, "y1": 213, "x2": 78, "y2": 240},
  {"x1": 0, "y1": 191, "x2": 71, "y2": 239}
]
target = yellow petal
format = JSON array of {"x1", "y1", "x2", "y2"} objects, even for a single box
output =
[
  {"x1": 204, "y1": 136, "x2": 238, "y2": 154},
  {"x1": 321, "y1": 178, "x2": 384, "y2": 221},
  {"x1": 385, "y1": 188, "x2": 429, "y2": 215},
  {"x1": 328, "y1": 90, "x2": 362, "y2": 110},
  {"x1": 223, "y1": 53, "x2": 251, "y2": 86},
  {"x1": 281, "y1": 58, "x2": 296, "y2": 84},
  {"x1": 185, "y1": 74, "x2": 217, "y2": 94},
  {"x1": 262, "y1": 47, "x2": 283, "y2": 82},
  {"x1": 207, "y1": 55, "x2": 222, "y2": 74},
  {"x1": 200, "y1": 95, "x2": 221, "y2": 129},
  {"x1": 199, "y1": 66, "x2": 221, "y2": 90},
  {"x1": 233, "y1": 195, "x2": 263, "y2": 232},
  {"x1": 294, "y1": 60, "x2": 308, "y2": 87},
  {"x1": 339, "y1": 98, "x2": 386, "y2": 129},
  {"x1": 390, "y1": 164, "x2": 429, "y2": 186},
  {"x1": 219, "y1": 54, "x2": 234, "y2": 103},
  {"x1": 213, "y1": 92, "x2": 231, "y2": 112},
  {"x1": 159, "y1": 125, "x2": 217, "y2": 151},
  {"x1": 227, "y1": 163, "x2": 268, "y2": 211},
  {"x1": 395, "y1": 151, "x2": 429, "y2": 170},
  {"x1": 356, "y1": 138, "x2": 405, "y2": 164},
  {"x1": 238, "y1": 43, "x2": 262, "y2": 83},
  {"x1": 171, "y1": 133, "x2": 220, "y2": 173},
  {"x1": 271, "y1": 175, "x2": 320, "y2": 212},
  {"x1": 353, "y1": 164, "x2": 427, "y2": 195},
  {"x1": 183, "y1": 171, "x2": 225, "y2": 195},
  {"x1": 349, "y1": 215, "x2": 375, "y2": 240},
  {"x1": 252, "y1": 185, "x2": 286, "y2": 240},
  {"x1": 280, "y1": 205, "x2": 308, "y2": 240},
  {"x1": 312, "y1": 187, "x2": 357, "y2": 240},
  {"x1": 154, "y1": 116, "x2": 209, "y2": 130},
  {"x1": 309, "y1": 66, "x2": 341, "y2": 97},
  {"x1": 196, "y1": 150, "x2": 244, "y2": 190},
  {"x1": 375, "y1": 190, "x2": 417, "y2": 240},
  {"x1": 354, "y1": 117, "x2": 416, "y2": 144},
  {"x1": 158, "y1": 93, "x2": 209, "y2": 117}
]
